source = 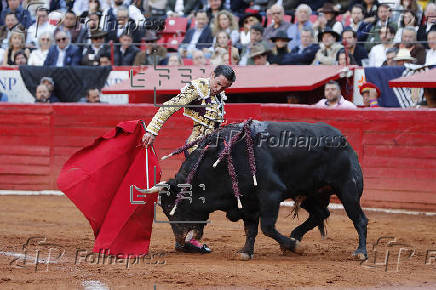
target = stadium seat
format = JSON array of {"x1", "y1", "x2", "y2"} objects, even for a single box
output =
[
  {"x1": 310, "y1": 14, "x2": 318, "y2": 23},
  {"x1": 165, "y1": 36, "x2": 184, "y2": 51},
  {"x1": 183, "y1": 58, "x2": 193, "y2": 65},
  {"x1": 161, "y1": 17, "x2": 188, "y2": 36}
]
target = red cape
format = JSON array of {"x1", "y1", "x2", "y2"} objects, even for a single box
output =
[{"x1": 57, "y1": 120, "x2": 161, "y2": 257}]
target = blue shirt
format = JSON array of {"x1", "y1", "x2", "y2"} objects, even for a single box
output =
[{"x1": 287, "y1": 21, "x2": 312, "y2": 51}]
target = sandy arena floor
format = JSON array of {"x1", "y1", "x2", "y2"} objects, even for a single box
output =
[{"x1": 1, "y1": 195, "x2": 436, "y2": 289}]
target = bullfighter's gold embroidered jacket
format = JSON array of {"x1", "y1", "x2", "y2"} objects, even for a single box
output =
[{"x1": 146, "y1": 77, "x2": 227, "y2": 150}]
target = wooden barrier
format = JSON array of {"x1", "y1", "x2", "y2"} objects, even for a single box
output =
[{"x1": 1, "y1": 103, "x2": 435, "y2": 211}]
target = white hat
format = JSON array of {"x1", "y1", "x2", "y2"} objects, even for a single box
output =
[{"x1": 393, "y1": 48, "x2": 416, "y2": 62}]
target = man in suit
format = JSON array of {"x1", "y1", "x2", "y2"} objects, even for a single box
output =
[
  {"x1": 273, "y1": 27, "x2": 319, "y2": 65},
  {"x1": 43, "y1": 30, "x2": 82, "y2": 66},
  {"x1": 417, "y1": 3, "x2": 436, "y2": 48},
  {"x1": 180, "y1": 10, "x2": 213, "y2": 58},
  {"x1": 81, "y1": 30, "x2": 110, "y2": 66},
  {"x1": 105, "y1": 7, "x2": 144, "y2": 44},
  {"x1": 0, "y1": 0, "x2": 32, "y2": 28},
  {"x1": 113, "y1": 31, "x2": 139, "y2": 65},
  {"x1": 341, "y1": 27, "x2": 368, "y2": 66}
]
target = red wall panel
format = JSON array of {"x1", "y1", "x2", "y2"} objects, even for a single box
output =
[{"x1": 1, "y1": 103, "x2": 436, "y2": 211}]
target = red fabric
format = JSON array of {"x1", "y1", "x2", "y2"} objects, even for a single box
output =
[{"x1": 57, "y1": 120, "x2": 161, "y2": 257}]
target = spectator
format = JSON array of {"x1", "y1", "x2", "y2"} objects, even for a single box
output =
[
  {"x1": 81, "y1": 29, "x2": 110, "y2": 65},
  {"x1": 314, "y1": 3, "x2": 344, "y2": 39},
  {"x1": 382, "y1": 47, "x2": 399, "y2": 65},
  {"x1": 263, "y1": 4, "x2": 291, "y2": 41},
  {"x1": 113, "y1": 31, "x2": 139, "y2": 65},
  {"x1": 210, "y1": 30, "x2": 238, "y2": 65},
  {"x1": 341, "y1": 27, "x2": 368, "y2": 65},
  {"x1": 395, "y1": 26, "x2": 426, "y2": 64},
  {"x1": 313, "y1": 28, "x2": 343, "y2": 65},
  {"x1": 2, "y1": 30, "x2": 30, "y2": 65},
  {"x1": 239, "y1": 12, "x2": 262, "y2": 45},
  {"x1": 239, "y1": 24, "x2": 269, "y2": 66},
  {"x1": 35, "y1": 84, "x2": 57, "y2": 103},
  {"x1": 79, "y1": 88, "x2": 102, "y2": 103},
  {"x1": 211, "y1": 10, "x2": 239, "y2": 45},
  {"x1": 79, "y1": 0, "x2": 103, "y2": 18},
  {"x1": 101, "y1": 0, "x2": 145, "y2": 29},
  {"x1": 192, "y1": 49, "x2": 207, "y2": 65},
  {"x1": 76, "y1": 12, "x2": 100, "y2": 44},
  {"x1": 393, "y1": 10, "x2": 418, "y2": 43},
  {"x1": 368, "y1": 24, "x2": 396, "y2": 66},
  {"x1": 268, "y1": 31, "x2": 291, "y2": 64},
  {"x1": 364, "y1": 4, "x2": 398, "y2": 51},
  {"x1": 13, "y1": 49, "x2": 27, "y2": 65},
  {"x1": 249, "y1": 43, "x2": 270, "y2": 65},
  {"x1": 350, "y1": 4, "x2": 365, "y2": 32},
  {"x1": 392, "y1": 0, "x2": 422, "y2": 26},
  {"x1": 205, "y1": 0, "x2": 224, "y2": 24},
  {"x1": 0, "y1": 13, "x2": 24, "y2": 49},
  {"x1": 49, "y1": 0, "x2": 70, "y2": 12},
  {"x1": 28, "y1": 32, "x2": 52, "y2": 65},
  {"x1": 167, "y1": 53, "x2": 183, "y2": 65},
  {"x1": 360, "y1": 82, "x2": 381, "y2": 107},
  {"x1": 26, "y1": 8, "x2": 54, "y2": 48},
  {"x1": 417, "y1": 3, "x2": 436, "y2": 46},
  {"x1": 40, "y1": 76, "x2": 60, "y2": 102},
  {"x1": 99, "y1": 52, "x2": 111, "y2": 65},
  {"x1": 393, "y1": 47, "x2": 416, "y2": 65},
  {"x1": 0, "y1": 0, "x2": 33, "y2": 28},
  {"x1": 314, "y1": 80, "x2": 357, "y2": 108},
  {"x1": 425, "y1": 29, "x2": 436, "y2": 65},
  {"x1": 336, "y1": 48, "x2": 358, "y2": 65},
  {"x1": 44, "y1": 30, "x2": 82, "y2": 66},
  {"x1": 358, "y1": 0, "x2": 379, "y2": 21},
  {"x1": 274, "y1": 27, "x2": 319, "y2": 65},
  {"x1": 221, "y1": 50, "x2": 239, "y2": 65},
  {"x1": 287, "y1": 4, "x2": 312, "y2": 50},
  {"x1": 0, "y1": 91, "x2": 8, "y2": 102},
  {"x1": 134, "y1": 31, "x2": 167, "y2": 65},
  {"x1": 180, "y1": 10, "x2": 214, "y2": 58},
  {"x1": 55, "y1": 10, "x2": 82, "y2": 44},
  {"x1": 106, "y1": 7, "x2": 143, "y2": 44}
]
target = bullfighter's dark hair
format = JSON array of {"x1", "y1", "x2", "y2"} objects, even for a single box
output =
[{"x1": 214, "y1": 65, "x2": 236, "y2": 83}]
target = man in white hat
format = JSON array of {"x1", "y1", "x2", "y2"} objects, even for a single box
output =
[{"x1": 393, "y1": 47, "x2": 416, "y2": 65}]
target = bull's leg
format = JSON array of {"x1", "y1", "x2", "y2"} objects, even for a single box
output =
[
  {"x1": 337, "y1": 181, "x2": 368, "y2": 260},
  {"x1": 259, "y1": 197, "x2": 304, "y2": 254},
  {"x1": 290, "y1": 195, "x2": 331, "y2": 241},
  {"x1": 237, "y1": 217, "x2": 259, "y2": 260}
]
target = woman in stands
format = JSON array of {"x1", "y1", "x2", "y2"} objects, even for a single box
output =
[
  {"x1": 2, "y1": 30, "x2": 29, "y2": 66},
  {"x1": 393, "y1": 10, "x2": 418, "y2": 43},
  {"x1": 212, "y1": 10, "x2": 240, "y2": 46},
  {"x1": 336, "y1": 48, "x2": 358, "y2": 65},
  {"x1": 392, "y1": 0, "x2": 423, "y2": 26},
  {"x1": 27, "y1": 32, "x2": 53, "y2": 66},
  {"x1": 239, "y1": 12, "x2": 261, "y2": 45},
  {"x1": 210, "y1": 31, "x2": 239, "y2": 64},
  {"x1": 167, "y1": 53, "x2": 183, "y2": 65}
]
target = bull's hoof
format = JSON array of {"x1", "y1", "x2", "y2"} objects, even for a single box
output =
[
  {"x1": 293, "y1": 240, "x2": 305, "y2": 254},
  {"x1": 280, "y1": 239, "x2": 305, "y2": 255},
  {"x1": 352, "y1": 250, "x2": 368, "y2": 261},
  {"x1": 238, "y1": 252, "x2": 254, "y2": 261}
]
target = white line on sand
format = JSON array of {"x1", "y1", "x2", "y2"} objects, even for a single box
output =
[
  {"x1": 82, "y1": 280, "x2": 109, "y2": 290},
  {"x1": 1, "y1": 190, "x2": 435, "y2": 216},
  {"x1": 0, "y1": 251, "x2": 56, "y2": 264},
  {"x1": 280, "y1": 201, "x2": 436, "y2": 216}
]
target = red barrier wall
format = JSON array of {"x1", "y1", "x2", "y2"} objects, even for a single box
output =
[{"x1": 1, "y1": 104, "x2": 435, "y2": 211}]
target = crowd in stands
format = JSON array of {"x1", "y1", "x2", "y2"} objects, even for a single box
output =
[{"x1": 0, "y1": 0, "x2": 436, "y2": 103}]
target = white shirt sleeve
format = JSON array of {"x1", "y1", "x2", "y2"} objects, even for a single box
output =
[{"x1": 129, "y1": 4, "x2": 146, "y2": 25}]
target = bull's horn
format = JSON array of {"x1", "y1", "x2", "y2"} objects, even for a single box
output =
[
  {"x1": 253, "y1": 175, "x2": 257, "y2": 186},
  {"x1": 212, "y1": 158, "x2": 220, "y2": 168},
  {"x1": 237, "y1": 196, "x2": 242, "y2": 209},
  {"x1": 135, "y1": 181, "x2": 167, "y2": 193},
  {"x1": 169, "y1": 204, "x2": 177, "y2": 215}
]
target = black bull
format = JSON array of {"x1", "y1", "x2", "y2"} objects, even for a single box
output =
[{"x1": 148, "y1": 121, "x2": 368, "y2": 260}]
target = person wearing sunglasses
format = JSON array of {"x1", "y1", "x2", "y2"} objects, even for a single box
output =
[
  {"x1": 28, "y1": 32, "x2": 53, "y2": 65},
  {"x1": 43, "y1": 30, "x2": 81, "y2": 66},
  {"x1": 26, "y1": 8, "x2": 54, "y2": 49}
]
